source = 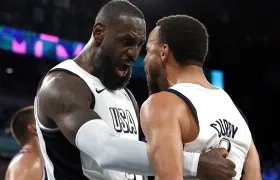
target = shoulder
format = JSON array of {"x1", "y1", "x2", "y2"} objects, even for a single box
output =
[
  {"x1": 141, "y1": 91, "x2": 187, "y2": 116},
  {"x1": 7, "y1": 153, "x2": 43, "y2": 178},
  {"x1": 39, "y1": 71, "x2": 91, "y2": 99},
  {"x1": 140, "y1": 91, "x2": 187, "y2": 126},
  {"x1": 38, "y1": 71, "x2": 93, "y2": 114}
]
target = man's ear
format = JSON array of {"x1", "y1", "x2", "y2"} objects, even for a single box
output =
[
  {"x1": 160, "y1": 44, "x2": 170, "y2": 63},
  {"x1": 93, "y1": 23, "x2": 106, "y2": 45}
]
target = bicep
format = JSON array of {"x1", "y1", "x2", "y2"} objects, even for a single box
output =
[
  {"x1": 38, "y1": 74, "x2": 101, "y2": 144},
  {"x1": 54, "y1": 104, "x2": 101, "y2": 145},
  {"x1": 145, "y1": 116, "x2": 182, "y2": 174},
  {"x1": 140, "y1": 93, "x2": 185, "y2": 179},
  {"x1": 140, "y1": 93, "x2": 187, "y2": 146},
  {"x1": 141, "y1": 104, "x2": 182, "y2": 158},
  {"x1": 141, "y1": 111, "x2": 182, "y2": 149}
]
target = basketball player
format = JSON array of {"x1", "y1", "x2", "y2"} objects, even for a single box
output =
[
  {"x1": 141, "y1": 15, "x2": 261, "y2": 180},
  {"x1": 5, "y1": 106, "x2": 45, "y2": 180},
  {"x1": 35, "y1": 1, "x2": 236, "y2": 180}
]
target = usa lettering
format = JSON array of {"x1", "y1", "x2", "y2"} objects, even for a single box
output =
[
  {"x1": 210, "y1": 119, "x2": 238, "y2": 139},
  {"x1": 109, "y1": 107, "x2": 137, "y2": 134}
]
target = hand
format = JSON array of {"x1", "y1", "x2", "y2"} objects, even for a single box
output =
[{"x1": 196, "y1": 148, "x2": 236, "y2": 180}]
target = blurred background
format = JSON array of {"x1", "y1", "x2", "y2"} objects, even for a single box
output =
[{"x1": 0, "y1": 0, "x2": 280, "y2": 179}]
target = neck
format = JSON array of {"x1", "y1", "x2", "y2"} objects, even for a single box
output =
[
  {"x1": 22, "y1": 138, "x2": 42, "y2": 158},
  {"x1": 74, "y1": 37, "x2": 98, "y2": 75},
  {"x1": 166, "y1": 64, "x2": 211, "y2": 87}
]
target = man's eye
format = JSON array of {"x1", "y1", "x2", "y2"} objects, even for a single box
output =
[{"x1": 122, "y1": 38, "x2": 135, "y2": 46}]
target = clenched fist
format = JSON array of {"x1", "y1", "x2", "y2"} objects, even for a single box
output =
[{"x1": 197, "y1": 148, "x2": 236, "y2": 180}]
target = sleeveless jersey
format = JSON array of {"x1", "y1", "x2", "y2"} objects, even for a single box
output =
[
  {"x1": 34, "y1": 60, "x2": 143, "y2": 180},
  {"x1": 167, "y1": 83, "x2": 252, "y2": 180}
]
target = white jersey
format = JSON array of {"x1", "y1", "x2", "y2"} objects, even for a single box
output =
[
  {"x1": 34, "y1": 60, "x2": 143, "y2": 180},
  {"x1": 168, "y1": 83, "x2": 252, "y2": 180}
]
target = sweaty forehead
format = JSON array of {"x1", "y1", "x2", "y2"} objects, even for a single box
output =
[{"x1": 113, "y1": 15, "x2": 146, "y2": 36}]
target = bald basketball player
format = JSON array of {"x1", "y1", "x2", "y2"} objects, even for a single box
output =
[
  {"x1": 141, "y1": 15, "x2": 261, "y2": 180},
  {"x1": 35, "y1": 1, "x2": 236, "y2": 180},
  {"x1": 5, "y1": 106, "x2": 45, "y2": 180}
]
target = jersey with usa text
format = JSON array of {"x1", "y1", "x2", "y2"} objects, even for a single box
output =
[
  {"x1": 34, "y1": 60, "x2": 143, "y2": 180},
  {"x1": 167, "y1": 83, "x2": 252, "y2": 180}
]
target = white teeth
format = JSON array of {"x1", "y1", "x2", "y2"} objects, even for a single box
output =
[
  {"x1": 124, "y1": 62, "x2": 132, "y2": 66},
  {"x1": 121, "y1": 69, "x2": 128, "y2": 76}
]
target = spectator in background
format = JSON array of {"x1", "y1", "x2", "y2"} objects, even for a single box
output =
[{"x1": 5, "y1": 106, "x2": 45, "y2": 180}]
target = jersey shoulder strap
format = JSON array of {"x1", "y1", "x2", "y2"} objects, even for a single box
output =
[
  {"x1": 235, "y1": 105, "x2": 248, "y2": 124},
  {"x1": 124, "y1": 88, "x2": 139, "y2": 119},
  {"x1": 124, "y1": 88, "x2": 145, "y2": 139},
  {"x1": 124, "y1": 88, "x2": 147, "y2": 180}
]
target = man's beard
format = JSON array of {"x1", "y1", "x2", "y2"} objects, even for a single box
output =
[
  {"x1": 146, "y1": 67, "x2": 169, "y2": 96},
  {"x1": 93, "y1": 47, "x2": 132, "y2": 90}
]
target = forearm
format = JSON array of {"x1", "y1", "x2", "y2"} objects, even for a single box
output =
[
  {"x1": 149, "y1": 136, "x2": 183, "y2": 180},
  {"x1": 152, "y1": 148, "x2": 199, "y2": 177},
  {"x1": 75, "y1": 120, "x2": 200, "y2": 176},
  {"x1": 76, "y1": 120, "x2": 152, "y2": 175}
]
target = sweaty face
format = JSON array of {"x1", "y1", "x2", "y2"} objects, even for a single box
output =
[
  {"x1": 94, "y1": 16, "x2": 146, "y2": 90},
  {"x1": 144, "y1": 27, "x2": 169, "y2": 95}
]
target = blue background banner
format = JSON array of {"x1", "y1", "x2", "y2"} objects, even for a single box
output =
[{"x1": 0, "y1": 25, "x2": 224, "y2": 88}]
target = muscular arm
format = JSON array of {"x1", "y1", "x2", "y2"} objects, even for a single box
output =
[
  {"x1": 38, "y1": 73, "x2": 201, "y2": 176},
  {"x1": 38, "y1": 73, "x2": 99, "y2": 144},
  {"x1": 140, "y1": 92, "x2": 191, "y2": 180},
  {"x1": 241, "y1": 140, "x2": 261, "y2": 180},
  {"x1": 38, "y1": 73, "x2": 154, "y2": 174},
  {"x1": 5, "y1": 154, "x2": 43, "y2": 180}
]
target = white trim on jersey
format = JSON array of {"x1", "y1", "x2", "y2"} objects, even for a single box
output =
[{"x1": 34, "y1": 97, "x2": 56, "y2": 180}]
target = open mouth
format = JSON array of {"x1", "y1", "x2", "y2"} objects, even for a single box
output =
[{"x1": 116, "y1": 61, "x2": 133, "y2": 77}]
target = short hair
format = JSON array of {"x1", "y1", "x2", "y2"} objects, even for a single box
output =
[
  {"x1": 95, "y1": 0, "x2": 144, "y2": 25},
  {"x1": 10, "y1": 106, "x2": 35, "y2": 146},
  {"x1": 156, "y1": 15, "x2": 209, "y2": 67}
]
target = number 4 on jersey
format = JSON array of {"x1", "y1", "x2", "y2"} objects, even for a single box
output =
[{"x1": 218, "y1": 138, "x2": 232, "y2": 153}]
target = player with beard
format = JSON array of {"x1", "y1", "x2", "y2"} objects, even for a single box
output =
[
  {"x1": 141, "y1": 15, "x2": 261, "y2": 180},
  {"x1": 35, "y1": 1, "x2": 237, "y2": 180}
]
